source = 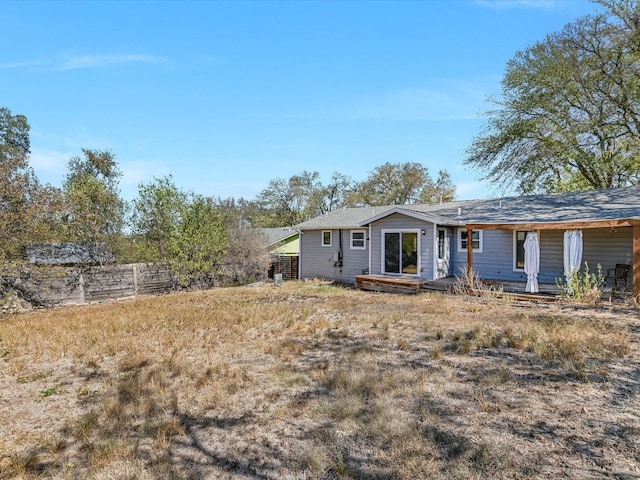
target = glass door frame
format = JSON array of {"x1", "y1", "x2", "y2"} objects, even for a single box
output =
[{"x1": 381, "y1": 229, "x2": 421, "y2": 276}]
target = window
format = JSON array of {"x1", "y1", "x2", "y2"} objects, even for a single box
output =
[
  {"x1": 350, "y1": 230, "x2": 366, "y2": 249},
  {"x1": 458, "y1": 229, "x2": 483, "y2": 253},
  {"x1": 514, "y1": 231, "x2": 527, "y2": 270},
  {"x1": 437, "y1": 229, "x2": 446, "y2": 260},
  {"x1": 514, "y1": 231, "x2": 538, "y2": 270},
  {"x1": 322, "y1": 230, "x2": 332, "y2": 247}
]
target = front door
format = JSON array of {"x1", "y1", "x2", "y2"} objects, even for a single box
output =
[
  {"x1": 383, "y1": 231, "x2": 419, "y2": 275},
  {"x1": 436, "y1": 228, "x2": 450, "y2": 279}
]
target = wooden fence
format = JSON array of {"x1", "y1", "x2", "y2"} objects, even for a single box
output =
[
  {"x1": 268, "y1": 255, "x2": 299, "y2": 281},
  {"x1": 4, "y1": 263, "x2": 176, "y2": 307}
]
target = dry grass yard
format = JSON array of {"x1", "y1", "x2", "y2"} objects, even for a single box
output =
[{"x1": 1, "y1": 280, "x2": 639, "y2": 479}]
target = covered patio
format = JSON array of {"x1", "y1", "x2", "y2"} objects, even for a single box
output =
[{"x1": 464, "y1": 219, "x2": 640, "y2": 303}]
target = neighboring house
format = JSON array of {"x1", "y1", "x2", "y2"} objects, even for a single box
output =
[
  {"x1": 295, "y1": 185, "x2": 640, "y2": 299},
  {"x1": 260, "y1": 227, "x2": 300, "y2": 280},
  {"x1": 260, "y1": 227, "x2": 300, "y2": 256}
]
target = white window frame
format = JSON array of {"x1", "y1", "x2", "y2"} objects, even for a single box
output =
[
  {"x1": 350, "y1": 230, "x2": 366, "y2": 250},
  {"x1": 457, "y1": 229, "x2": 483, "y2": 253},
  {"x1": 321, "y1": 230, "x2": 332, "y2": 247}
]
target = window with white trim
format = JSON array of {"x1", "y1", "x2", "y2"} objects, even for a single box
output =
[
  {"x1": 457, "y1": 229, "x2": 483, "y2": 253},
  {"x1": 321, "y1": 230, "x2": 332, "y2": 247},
  {"x1": 350, "y1": 230, "x2": 366, "y2": 249}
]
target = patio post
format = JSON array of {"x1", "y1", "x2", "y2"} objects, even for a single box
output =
[
  {"x1": 634, "y1": 223, "x2": 640, "y2": 302},
  {"x1": 467, "y1": 227, "x2": 474, "y2": 284}
]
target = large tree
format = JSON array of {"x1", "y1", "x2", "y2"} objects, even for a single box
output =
[
  {"x1": 255, "y1": 170, "x2": 323, "y2": 226},
  {"x1": 131, "y1": 175, "x2": 187, "y2": 261},
  {"x1": 0, "y1": 108, "x2": 64, "y2": 260},
  {"x1": 352, "y1": 162, "x2": 455, "y2": 206},
  {"x1": 465, "y1": 0, "x2": 640, "y2": 194},
  {"x1": 62, "y1": 149, "x2": 127, "y2": 249}
]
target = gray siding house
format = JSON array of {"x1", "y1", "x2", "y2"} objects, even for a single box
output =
[{"x1": 295, "y1": 185, "x2": 640, "y2": 299}]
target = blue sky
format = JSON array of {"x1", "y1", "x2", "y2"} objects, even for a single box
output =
[{"x1": 2, "y1": 0, "x2": 601, "y2": 202}]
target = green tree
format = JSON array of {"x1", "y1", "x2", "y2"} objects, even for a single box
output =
[
  {"x1": 62, "y1": 149, "x2": 127, "y2": 252},
  {"x1": 465, "y1": 0, "x2": 640, "y2": 193},
  {"x1": 131, "y1": 175, "x2": 187, "y2": 261},
  {"x1": 170, "y1": 195, "x2": 229, "y2": 287},
  {"x1": 0, "y1": 108, "x2": 65, "y2": 260},
  {"x1": 255, "y1": 170, "x2": 323, "y2": 226},
  {"x1": 352, "y1": 162, "x2": 454, "y2": 206}
]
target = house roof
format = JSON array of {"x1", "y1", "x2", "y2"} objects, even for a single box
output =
[
  {"x1": 295, "y1": 185, "x2": 640, "y2": 230},
  {"x1": 259, "y1": 227, "x2": 299, "y2": 248}
]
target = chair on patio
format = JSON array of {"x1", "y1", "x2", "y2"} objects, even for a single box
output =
[{"x1": 605, "y1": 263, "x2": 630, "y2": 300}]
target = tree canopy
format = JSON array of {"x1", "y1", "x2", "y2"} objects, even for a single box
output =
[
  {"x1": 62, "y1": 149, "x2": 127, "y2": 251},
  {"x1": 0, "y1": 108, "x2": 63, "y2": 260},
  {"x1": 465, "y1": 0, "x2": 640, "y2": 193}
]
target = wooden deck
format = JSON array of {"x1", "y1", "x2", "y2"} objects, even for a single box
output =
[
  {"x1": 355, "y1": 274, "x2": 422, "y2": 294},
  {"x1": 355, "y1": 274, "x2": 562, "y2": 300}
]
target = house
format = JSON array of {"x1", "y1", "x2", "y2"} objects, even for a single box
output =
[
  {"x1": 260, "y1": 227, "x2": 300, "y2": 256},
  {"x1": 259, "y1": 227, "x2": 300, "y2": 280},
  {"x1": 295, "y1": 185, "x2": 640, "y2": 300}
]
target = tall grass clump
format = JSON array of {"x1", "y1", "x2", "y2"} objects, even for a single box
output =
[{"x1": 557, "y1": 262, "x2": 605, "y2": 305}]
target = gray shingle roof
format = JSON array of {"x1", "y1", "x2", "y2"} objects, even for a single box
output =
[
  {"x1": 295, "y1": 185, "x2": 640, "y2": 229},
  {"x1": 259, "y1": 227, "x2": 299, "y2": 247}
]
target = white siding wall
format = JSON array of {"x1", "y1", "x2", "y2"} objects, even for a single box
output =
[{"x1": 299, "y1": 229, "x2": 369, "y2": 283}]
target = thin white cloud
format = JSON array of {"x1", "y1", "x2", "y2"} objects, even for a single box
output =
[
  {"x1": 58, "y1": 53, "x2": 167, "y2": 70},
  {"x1": 0, "y1": 59, "x2": 48, "y2": 69},
  {"x1": 0, "y1": 53, "x2": 167, "y2": 71}
]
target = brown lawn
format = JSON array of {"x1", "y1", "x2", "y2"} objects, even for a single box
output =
[{"x1": 0, "y1": 280, "x2": 639, "y2": 479}]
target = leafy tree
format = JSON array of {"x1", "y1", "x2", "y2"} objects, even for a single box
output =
[
  {"x1": 0, "y1": 108, "x2": 65, "y2": 260},
  {"x1": 131, "y1": 180, "x2": 230, "y2": 286},
  {"x1": 420, "y1": 169, "x2": 456, "y2": 204},
  {"x1": 352, "y1": 162, "x2": 454, "y2": 206},
  {"x1": 255, "y1": 170, "x2": 323, "y2": 226},
  {"x1": 131, "y1": 175, "x2": 187, "y2": 261},
  {"x1": 169, "y1": 195, "x2": 229, "y2": 287},
  {"x1": 62, "y1": 149, "x2": 127, "y2": 251},
  {"x1": 465, "y1": 0, "x2": 640, "y2": 193},
  {"x1": 311, "y1": 172, "x2": 355, "y2": 214}
]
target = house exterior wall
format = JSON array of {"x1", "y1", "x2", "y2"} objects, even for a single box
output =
[
  {"x1": 299, "y1": 229, "x2": 369, "y2": 283},
  {"x1": 451, "y1": 227, "x2": 633, "y2": 284},
  {"x1": 369, "y1": 214, "x2": 434, "y2": 279}
]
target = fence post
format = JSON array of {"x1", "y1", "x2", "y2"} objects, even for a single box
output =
[{"x1": 132, "y1": 263, "x2": 139, "y2": 297}]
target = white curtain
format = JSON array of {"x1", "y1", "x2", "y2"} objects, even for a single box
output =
[
  {"x1": 524, "y1": 232, "x2": 540, "y2": 293},
  {"x1": 563, "y1": 230, "x2": 583, "y2": 288}
]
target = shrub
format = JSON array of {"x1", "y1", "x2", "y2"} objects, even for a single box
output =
[{"x1": 557, "y1": 262, "x2": 604, "y2": 305}]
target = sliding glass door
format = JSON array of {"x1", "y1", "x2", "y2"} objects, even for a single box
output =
[{"x1": 383, "y1": 230, "x2": 419, "y2": 275}]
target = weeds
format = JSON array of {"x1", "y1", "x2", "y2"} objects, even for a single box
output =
[{"x1": 557, "y1": 261, "x2": 605, "y2": 304}]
